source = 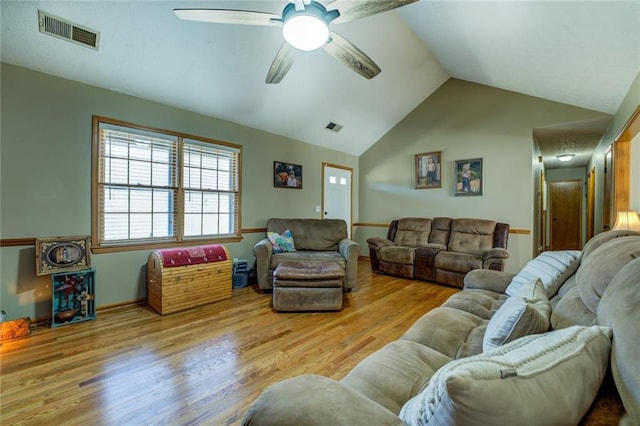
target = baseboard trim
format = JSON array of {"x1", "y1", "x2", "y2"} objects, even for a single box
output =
[{"x1": 97, "y1": 298, "x2": 148, "y2": 313}]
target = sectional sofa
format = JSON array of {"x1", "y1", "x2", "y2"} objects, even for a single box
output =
[
  {"x1": 242, "y1": 230, "x2": 640, "y2": 425},
  {"x1": 367, "y1": 217, "x2": 510, "y2": 287}
]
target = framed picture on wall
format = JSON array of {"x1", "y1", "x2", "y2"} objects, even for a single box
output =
[
  {"x1": 273, "y1": 161, "x2": 302, "y2": 189},
  {"x1": 35, "y1": 236, "x2": 91, "y2": 276},
  {"x1": 454, "y1": 158, "x2": 483, "y2": 196},
  {"x1": 415, "y1": 151, "x2": 443, "y2": 189}
]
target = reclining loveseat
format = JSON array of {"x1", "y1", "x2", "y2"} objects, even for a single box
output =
[
  {"x1": 367, "y1": 217, "x2": 510, "y2": 287},
  {"x1": 242, "y1": 230, "x2": 640, "y2": 425}
]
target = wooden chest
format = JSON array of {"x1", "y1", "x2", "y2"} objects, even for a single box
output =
[{"x1": 147, "y1": 244, "x2": 232, "y2": 315}]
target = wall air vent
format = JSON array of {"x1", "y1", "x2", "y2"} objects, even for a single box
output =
[
  {"x1": 38, "y1": 10, "x2": 100, "y2": 50},
  {"x1": 325, "y1": 122, "x2": 343, "y2": 133}
]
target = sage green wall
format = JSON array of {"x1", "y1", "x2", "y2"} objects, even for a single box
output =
[
  {"x1": 590, "y1": 72, "x2": 640, "y2": 229},
  {"x1": 0, "y1": 63, "x2": 358, "y2": 321},
  {"x1": 356, "y1": 79, "x2": 606, "y2": 273},
  {"x1": 3, "y1": 64, "x2": 636, "y2": 323}
]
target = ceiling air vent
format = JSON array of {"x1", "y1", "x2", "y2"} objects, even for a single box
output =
[
  {"x1": 325, "y1": 122, "x2": 343, "y2": 133},
  {"x1": 38, "y1": 10, "x2": 100, "y2": 50}
]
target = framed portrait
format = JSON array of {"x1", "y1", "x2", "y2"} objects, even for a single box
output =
[
  {"x1": 35, "y1": 236, "x2": 91, "y2": 276},
  {"x1": 415, "y1": 151, "x2": 442, "y2": 189},
  {"x1": 454, "y1": 158, "x2": 483, "y2": 196},
  {"x1": 274, "y1": 161, "x2": 302, "y2": 189}
]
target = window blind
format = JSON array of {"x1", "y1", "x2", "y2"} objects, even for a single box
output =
[
  {"x1": 182, "y1": 139, "x2": 239, "y2": 238},
  {"x1": 93, "y1": 117, "x2": 241, "y2": 249},
  {"x1": 98, "y1": 125, "x2": 178, "y2": 243}
]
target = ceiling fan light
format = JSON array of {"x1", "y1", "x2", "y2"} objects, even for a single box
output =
[
  {"x1": 557, "y1": 154, "x2": 575, "y2": 162},
  {"x1": 282, "y1": 15, "x2": 329, "y2": 51}
]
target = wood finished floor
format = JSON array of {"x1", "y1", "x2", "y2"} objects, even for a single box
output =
[
  {"x1": 1, "y1": 260, "x2": 456, "y2": 425},
  {"x1": 0, "y1": 259, "x2": 623, "y2": 425}
]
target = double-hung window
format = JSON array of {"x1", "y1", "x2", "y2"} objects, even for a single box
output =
[{"x1": 92, "y1": 116, "x2": 241, "y2": 252}]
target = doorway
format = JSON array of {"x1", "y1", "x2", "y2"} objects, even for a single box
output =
[
  {"x1": 603, "y1": 147, "x2": 613, "y2": 230},
  {"x1": 549, "y1": 180, "x2": 582, "y2": 250},
  {"x1": 539, "y1": 170, "x2": 546, "y2": 252},
  {"x1": 322, "y1": 163, "x2": 353, "y2": 238}
]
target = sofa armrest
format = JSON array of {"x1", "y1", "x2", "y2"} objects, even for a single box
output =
[
  {"x1": 597, "y1": 258, "x2": 640, "y2": 422},
  {"x1": 481, "y1": 248, "x2": 510, "y2": 271},
  {"x1": 253, "y1": 238, "x2": 273, "y2": 290},
  {"x1": 340, "y1": 238, "x2": 362, "y2": 291},
  {"x1": 482, "y1": 247, "x2": 509, "y2": 261},
  {"x1": 241, "y1": 374, "x2": 403, "y2": 426},
  {"x1": 463, "y1": 269, "x2": 516, "y2": 293},
  {"x1": 339, "y1": 238, "x2": 361, "y2": 258},
  {"x1": 366, "y1": 237, "x2": 395, "y2": 249}
]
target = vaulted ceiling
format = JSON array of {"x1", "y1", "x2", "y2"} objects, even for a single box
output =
[{"x1": 2, "y1": 1, "x2": 639, "y2": 164}]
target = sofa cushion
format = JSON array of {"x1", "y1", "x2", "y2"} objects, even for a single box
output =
[
  {"x1": 429, "y1": 217, "x2": 452, "y2": 246},
  {"x1": 505, "y1": 250, "x2": 581, "y2": 298},
  {"x1": 377, "y1": 245, "x2": 415, "y2": 265},
  {"x1": 447, "y1": 219, "x2": 496, "y2": 254},
  {"x1": 550, "y1": 284, "x2": 596, "y2": 330},
  {"x1": 483, "y1": 278, "x2": 551, "y2": 351},
  {"x1": 435, "y1": 251, "x2": 482, "y2": 273},
  {"x1": 270, "y1": 252, "x2": 345, "y2": 270},
  {"x1": 340, "y1": 340, "x2": 451, "y2": 415},
  {"x1": 401, "y1": 307, "x2": 487, "y2": 359},
  {"x1": 576, "y1": 236, "x2": 640, "y2": 314},
  {"x1": 557, "y1": 273, "x2": 577, "y2": 298},
  {"x1": 242, "y1": 374, "x2": 404, "y2": 426},
  {"x1": 400, "y1": 325, "x2": 612, "y2": 426},
  {"x1": 394, "y1": 218, "x2": 432, "y2": 246},
  {"x1": 442, "y1": 289, "x2": 507, "y2": 320},
  {"x1": 580, "y1": 229, "x2": 640, "y2": 260}
]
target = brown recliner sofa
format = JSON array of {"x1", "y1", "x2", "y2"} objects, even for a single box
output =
[
  {"x1": 253, "y1": 218, "x2": 361, "y2": 291},
  {"x1": 367, "y1": 217, "x2": 509, "y2": 287}
]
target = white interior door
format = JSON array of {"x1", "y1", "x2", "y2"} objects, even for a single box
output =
[{"x1": 323, "y1": 164, "x2": 353, "y2": 238}]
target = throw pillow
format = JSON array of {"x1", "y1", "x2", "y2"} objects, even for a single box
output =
[
  {"x1": 280, "y1": 230, "x2": 296, "y2": 252},
  {"x1": 267, "y1": 230, "x2": 296, "y2": 254},
  {"x1": 400, "y1": 325, "x2": 612, "y2": 426},
  {"x1": 505, "y1": 250, "x2": 581, "y2": 298},
  {"x1": 483, "y1": 278, "x2": 551, "y2": 351}
]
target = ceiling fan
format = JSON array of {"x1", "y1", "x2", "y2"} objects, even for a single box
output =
[{"x1": 174, "y1": 0, "x2": 418, "y2": 84}]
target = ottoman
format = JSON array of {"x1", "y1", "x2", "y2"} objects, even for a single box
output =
[{"x1": 272, "y1": 262, "x2": 345, "y2": 312}]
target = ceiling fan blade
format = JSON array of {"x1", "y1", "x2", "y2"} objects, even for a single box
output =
[
  {"x1": 328, "y1": 0, "x2": 419, "y2": 24},
  {"x1": 173, "y1": 9, "x2": 281, "y2": 26},
  {"x1": 266, "y1": 43, "x2": 297, "y2": 84},
  {"x1": 322, "y1": 32, "x2": 381, "y2": 80}
]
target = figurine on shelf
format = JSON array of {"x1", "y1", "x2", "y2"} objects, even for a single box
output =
[{"x1": 76, "y1": 288, "x2": 95, "y2": 318}]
